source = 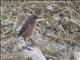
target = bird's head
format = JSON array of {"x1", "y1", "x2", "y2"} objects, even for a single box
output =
[
  {"x1": 31, "y1": 15, "x2": 38, "y2": 19},
  {"x1": 29, "y1": 14, "x2": 38, "y2": 21},
  {"x1": 31, "y1": 8, "x2": 41, "y2": 20},
  {"x1": 27, "y1": 14, "x2": 38, "y2": 24}
]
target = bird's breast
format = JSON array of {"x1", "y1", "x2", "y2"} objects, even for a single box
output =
[{"x1": 21, "y1": 23, "x2": 35, "y2": 38}]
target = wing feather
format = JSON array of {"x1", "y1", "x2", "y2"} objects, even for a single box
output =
[{"x1": 18, "y1": 20, "x2": 29, "y2": 37}]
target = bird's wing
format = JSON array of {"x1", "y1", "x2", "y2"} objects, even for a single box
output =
[{"x1": 17, "y1": 20, "x2": 29, "y2": 37}]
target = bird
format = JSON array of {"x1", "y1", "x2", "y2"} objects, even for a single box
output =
[{"x1": 17, "y1": 14, "x2": 38, "y2": 48}]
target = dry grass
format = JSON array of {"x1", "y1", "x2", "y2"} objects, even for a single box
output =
[{"x1": 1, "y1": 1, "x2": 80, "y2": 60}]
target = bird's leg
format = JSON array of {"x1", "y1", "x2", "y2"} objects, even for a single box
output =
[
  {"x1": 23, "y1": 38, "x2": 32, "y2": 50},
  {"x1": 28, "y1": 38, "x2": 35, "y2": 47},
  {"x1": 24, "y1": 38, "x2": 32, "y2": 47},
  {"x1": 23, "y1": 38, "x2": 28, "y2": 46}
]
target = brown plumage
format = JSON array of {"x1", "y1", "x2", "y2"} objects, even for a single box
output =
[{"x1": 18, "y1": 15, "x2": 38, "y2": 40}]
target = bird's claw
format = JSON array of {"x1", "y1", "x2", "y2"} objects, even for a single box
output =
[{"x1": 26, "y1": 44, "x2": 33, "y2": 50}]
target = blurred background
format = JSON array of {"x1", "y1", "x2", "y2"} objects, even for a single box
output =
[{"x1": 1, "y1": 1, "x2": 80, "y2": 60}]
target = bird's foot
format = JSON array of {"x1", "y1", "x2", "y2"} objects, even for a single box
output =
[
  {"x1": 26, "y1": 44, "x2": 33, "y2": 50},
  {"x1": 22, "y1": 45, "x2": 32, "y2": 51}
]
